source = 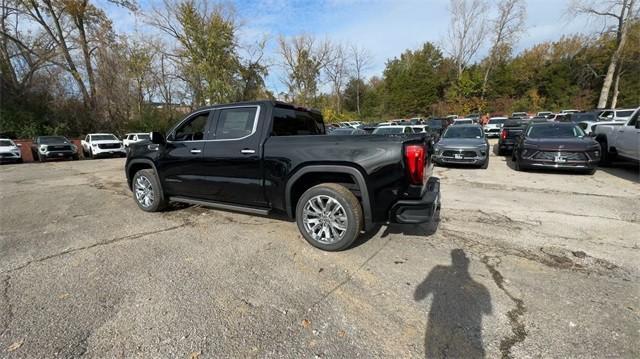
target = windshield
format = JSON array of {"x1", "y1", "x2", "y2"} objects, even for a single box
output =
[
  {"x1": 616, "y1": 110, "x2": 634, "y2": 117},
  {"x1": 137, "y1": 134, "x2": 150, "y2": 140},
  {"x1": 443, "y1": 126, "x2": 483, "y2": 138},
  {"x1": 454, "y1": 120, "x2": 472, "y2": 125},
  {"x1": 488, "y1": 119, "x2": 506, "y2": 124},
  {"x1": 91, "y1": 134, "x2": 118, "y2": 141},
  {"x1": 373, "y1": 127, "x2": 404, "y2": 135},
  {"x1": 527, "y1": 124, "x2": 585, "y2": 138},
  {"x1": 426, "y1": 119, "x2": 443, "y2": 128},
  {"x1": 39, "y1": 136, "x2": 69, "y2": 144},
  {"x1": 572, "y1": 113, "x2": 597, "y2": 122},
  {"x1": 0, "y1": 140, "x2": 14, "y2": 146},
  {"x1": 329, "y1": 128, "x2": 354, "y2": 135}
]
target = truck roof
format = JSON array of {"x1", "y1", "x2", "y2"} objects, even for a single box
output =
[{"x1": 193, "y1": 100, "x2": 322, "y2": 115}]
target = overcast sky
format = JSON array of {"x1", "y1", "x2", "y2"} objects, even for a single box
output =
[{"x1": 100, "y1": 0, "x2": 601, "y2": 94}]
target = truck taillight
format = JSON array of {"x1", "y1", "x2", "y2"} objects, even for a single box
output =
[
  {"x1": 500, "y1": 128, "x2": 507, "y2": 140},
  {"x1": 405, "y1": 144, "x2": 426, "y2": 185}
]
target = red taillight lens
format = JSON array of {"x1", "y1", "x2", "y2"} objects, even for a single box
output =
[
  {"x1": 500, "y1": 129, "x2": 507, "y2": 140},
  {"x1": 405, "y1": 144, "x2": 425, "y2": 185}
]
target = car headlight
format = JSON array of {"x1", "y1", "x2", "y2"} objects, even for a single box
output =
[
  {"x1": 92, "y1": 143, "x2": 98, "y2": 147},
  {"x1": 39, "y1": 145, "x2": 47, "y2": 152},
  {"x1": 71, "y1": 144, "x2": 77, "y2": 152}
]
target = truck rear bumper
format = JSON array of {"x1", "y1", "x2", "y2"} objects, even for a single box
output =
[{"x1": 390, "y1": 177, "x2": 440, "y2": 224}]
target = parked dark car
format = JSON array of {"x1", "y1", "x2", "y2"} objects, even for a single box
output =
[
  {"x1": 425, "y1": 118, "x2": 453, "y2": 135},
  {"x1": 328, "y1": 128, "x2": 367, "y2": 135},
  {"x1": 564, "y1": 112, "x2": 598, "y2": 123},
  {"x1": 497, "y1": 118, "x2": 526, "y2": 155},
  {"x1": 512, "y1": 122, "x2": 600, "y2": 174},
  {"x1": 31, "y1": 136, "x2": 79, "y2": 162},
  {"x1": 433, "y1": 124, "x2": 489, "y2": 168},
  {"x1": 125, "y1": 101, "x2": 440, "y2": 251}
]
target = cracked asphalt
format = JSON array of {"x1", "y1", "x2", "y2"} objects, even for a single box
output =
[{"x1": 1, "y1": 139, "x2": 639, "y2": 358}]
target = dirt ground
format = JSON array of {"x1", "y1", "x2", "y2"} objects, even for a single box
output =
[{"x1": 1, "y1": 139, "x2": 638, "y2": 358}]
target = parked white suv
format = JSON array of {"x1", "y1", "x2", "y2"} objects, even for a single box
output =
[
  {"x1": 595, "y1": 108, "x2": 639, "y2": 164},
  {"x1": 483, "y1": 117, "x2": 507, "y2": 137},
  {"x1": 598, "y1": 108, "x2": 636, "y2": 122},
  {"x1": 0, "y1": 138, "x2": 23, "y2": 164},
  {"x1": 123, "y1": 133, "x2": 151, "y2": 148},
  {"x1": 81, "y1": 133, "x2": 126, "y2": 158}
]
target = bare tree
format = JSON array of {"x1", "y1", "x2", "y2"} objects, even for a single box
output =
[
  {"x1": 445, "y1": 0, "x2": 489, "y2": 79},
  {"x1": 350, "y1": 44, "x2": 372, "y2": 116},
  {"x1": 571, "y1": 0, "x2": 638, "y2": 108},
  {"x1": 324, "y1": 43, "x2": 350, "y2": 113},
  {"x1": 481, "y1": 0, "x2": 526, "y2": 98},
  {"x1": 278, "y1": 34, "x2": 332, "y2": 106}
]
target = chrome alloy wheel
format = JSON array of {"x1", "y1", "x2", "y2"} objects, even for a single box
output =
[
  {"x1": 302, "y1": 195, "x2": 348, "y2": 244},
  {"x1": 134, "y1": 175, "x2": 154, "y2": 208}
]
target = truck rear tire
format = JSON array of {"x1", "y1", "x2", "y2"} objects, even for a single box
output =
[
  {"x1": 296, "y1": 183, "x2": 363, "y2": 251},
  {"x1": 132, "y1": 169, "x2": 167, "y2": 212}
]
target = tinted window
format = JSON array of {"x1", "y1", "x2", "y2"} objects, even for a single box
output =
[
  {"x1": 628, "y1": 111, "x2": 638, "y2": 126},
  {"x1": 426, "y1": 119, "x2": 443, "y2": 129},
  {"x1": 488, "y1": 119, "x2": 506, "y2": 124},
  {"x1": 527, "y1": 124, "x2": 585, "y2": 138},
  {"x1": 173, "y1": 112, "x2": 209, "y2": 141},
  {"x1": 443, "y1": 126, "x2": 483, "y2": 138},
  {"x1": 0, "y1": 140, "x2": 13, "y2": 146},
  {"x1": 272, "y1": 106, "x2": 325, "y2": 136},
  {"x1": 39, "y1": 136, "x2": 69, "y2": 144},
  {"x1": 137, "y1": 134, "x2": 150, "y2": 140},
  {"x1": 214, "y1": 107, "x2": 257, "y2": 140},
  {"x1": 91, "y1": 134, "x2": 118, "y2": 141},
  {"x1": 616, "y1": 110, "x2": 634, "y2": 117},
  {"x1": 373, "y1": 127, "x2": 404, "y2": 135}
]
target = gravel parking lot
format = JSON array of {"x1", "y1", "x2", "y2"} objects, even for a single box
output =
[{"x1": 1, "y1": 139, "x2": 638, "y2": 358}]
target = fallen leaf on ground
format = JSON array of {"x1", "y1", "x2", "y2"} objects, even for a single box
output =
[
  {"x1": 190, "y1": 351, "x2": 200, "y2": 359},
  {"x1": 7, "y1": 339, "x2": 24, "y2": 352},
  {"x1": 301, "y1": 319, "x2": 311, "y2": 328}
]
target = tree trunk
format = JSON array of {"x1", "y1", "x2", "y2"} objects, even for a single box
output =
[
  {"x1": 596, "y1": 0, "x2": 632, "y2": 109},
  {"x1": 480, "y1": 59, "x2": 492, "y2": 100},
  {"x1": 74, "y1": 4, "x2": 97, "y2": 112},
  {"x1": 610, "y1": 66, "x2": 623, "y2": 109},
  {"x1": 356, "y1": 80, "x2": 361, "y2": 116}
]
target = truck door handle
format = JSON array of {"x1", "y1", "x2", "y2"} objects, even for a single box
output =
[
  {"x1": 241, "y1": 149, "x2": 256, "y2": 154},
  {"x1": 190, "y1": 149, "x2": 202, "y2": 154}
]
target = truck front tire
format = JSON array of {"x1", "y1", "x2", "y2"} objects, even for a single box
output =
[
  {"x1": 132, "y1": 169, "x2": 167, "y2": 212},
  {"x1": 296, "y1": 183, "x2": 363, "y2": 251}
]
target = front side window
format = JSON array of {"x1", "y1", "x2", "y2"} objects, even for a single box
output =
[
  {"x1": 627, "y1": 111, "x2": 638, "y2": 127},
  {"x1": 215, "y1": 107, "x2": 258, "y2": 140},
  {"x1": 173, "y1": 112, "x2": 209, "y2": 141}
]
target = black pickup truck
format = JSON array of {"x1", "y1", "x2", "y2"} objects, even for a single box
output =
[
  {"x1": 125, "y1": 101, "x2": 440, "y2": 251},
  {"x1": 497, "y1": 118, "x2": 526, "y2": 155}
]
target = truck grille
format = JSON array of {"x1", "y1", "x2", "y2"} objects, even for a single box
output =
[
  {"x1": 98, "y1": 143, "x2": 120, "y2": 149},
  {"x1": 442, "y1": 150, "x2": 478, "y2": 158},
  {"x1": 533, "y1": 151, "x2": 587, "y2": 161}
]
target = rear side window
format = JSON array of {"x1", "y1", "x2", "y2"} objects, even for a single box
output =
[
  {"x1": 272, "y1": 106, "x2": 325, "y2": 136},
  {"x1": 628, "y1": 111, "x2": 638, "y2": 127},
  {"x1": 214, "y1": 107, "x2": 258, "y2": 140}
]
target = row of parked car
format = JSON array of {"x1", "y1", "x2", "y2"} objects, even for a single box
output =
[
  {"x1": 326, "y1": 107, "x2": 639, "y2": 174},
  {"x1": 0, "y1": 132, "x2": 152, "y2": 164}
]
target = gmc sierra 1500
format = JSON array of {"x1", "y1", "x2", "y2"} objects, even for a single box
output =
[{"x1": 125, "y1": 101, "x2": 440, "y2": 251}]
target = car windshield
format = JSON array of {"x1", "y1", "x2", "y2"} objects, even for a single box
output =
[
  {"x1": 426, "y1": 119, "x2": 443, "y2": 128},
  {"x1": 0, "y1": 140, "x2": 14, "y2": 146},
  {"x1": 39, "y1": 136, "x2": 69, "y2": 144},
  {"x1": 92, "y1": 134, "x2": 118, "y2": 141},
  {"x1": 527, "y1": 124, "x2": 585, "y2": 138},
  {"x1": 454, "y1": 120, "x2": 472, "y2": 125},
  {"x1": 137, "y1": 134, "x2": 150, "y2": 140},
  {"x1": 329, "y1": 128, "x2": 355, "y2": 135},
  {"x1": 616, "y1": 110, "x2": 634, "y2": 117},
  {"x1": 443, "y1": 126, "x2": 482, "y2": 138},
  {"x1": 373, "y1": 127, "x2": 404, "y2": 135},
  {"x1": 488, "y1": 119, "x2": 506, "y2": 124}
]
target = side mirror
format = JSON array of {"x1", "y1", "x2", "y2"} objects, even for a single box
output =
[{"x1": 150, "y1": 132, "x2": 166, "y2": 145}]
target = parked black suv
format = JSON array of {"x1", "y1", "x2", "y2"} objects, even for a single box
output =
[{"x1": 125, "y1": 101, "x2": 440, "y2": 251}]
